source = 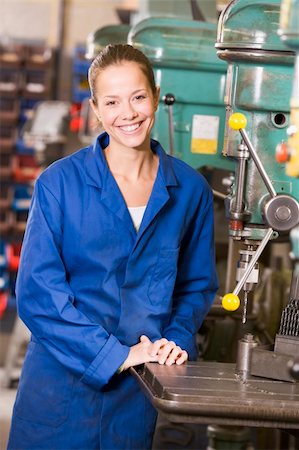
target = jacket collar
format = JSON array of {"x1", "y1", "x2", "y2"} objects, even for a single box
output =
[
  {"x1": 84, "y1": 132, "x2": 178, "y2": 243},
  {"x1": 84, "y1": 132, "x2": 178, "y2": 190}
]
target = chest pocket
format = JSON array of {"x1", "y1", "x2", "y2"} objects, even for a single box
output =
[{"x1": 147, "y1": 247, "x2": 180, "y2": 306}]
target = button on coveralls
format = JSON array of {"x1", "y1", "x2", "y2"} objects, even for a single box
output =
[{"x1": 8, "y1": 133, "x2": 218, "y2": 450}]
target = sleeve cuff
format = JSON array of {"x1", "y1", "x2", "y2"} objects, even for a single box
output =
[{"x1": 80, "y1": 334, "x2": 130, "y2": 389}]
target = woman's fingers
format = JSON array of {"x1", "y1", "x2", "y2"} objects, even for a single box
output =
[
  {"x1": 163, "y1": 346, "x2": 188, "y2": 366},
  {"x1": 175, "y1": 350, "x2": 188, "y2": 365},
  {"x1": 137, "y1": 336, "x2": 188, "y2": 366},
  {"x1": 165, "y1": 345, "x2": 182, "y2": 365},
  {"x1": 157, "y1": 341, "x2": 176, "y2": 364},
  {"x1": 149, "y1": 338, "x2": 168, "y2": 357}
]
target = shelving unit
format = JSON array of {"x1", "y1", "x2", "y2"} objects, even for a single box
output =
[
  {"x1": 0, "y1": 41, "x2": 54, "y2": 319},
  {"x1": 72, "y1": 45, "x2": 90, "y2": 103}
]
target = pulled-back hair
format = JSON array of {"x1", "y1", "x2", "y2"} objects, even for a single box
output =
[{"x1": 88, "y1": 44, "x2": 157, "y2": 104}]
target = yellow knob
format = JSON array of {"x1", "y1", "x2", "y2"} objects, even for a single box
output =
[
  {"x1": 228, "y1": 113, "x2": 247, "y2": 130},
  {"x1": 222, "y1": 293, "x2": 240, "y2": 311}
]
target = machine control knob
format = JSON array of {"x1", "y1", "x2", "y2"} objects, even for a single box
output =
[
  {"x1": 222, "y1": 293, "x2": 240, "y2": 311},
  {"x1": 288, "y1": 358, "x2": 299, "y2": 381},
  {"x1": 263, "y1": 195, "x2": 299, "y2": 232},
  {"x1": 228, "y1": 113, "x2": 247, "y2": 130},
  {"x1": 163, "y1": 93, "x2": 176, "y2": 106},
  {"x1": 276, "y1": 141, "x2": 289, "y2": 163},
  {"x1": 275, "y1": 205, "x2": 291, "y2": 221}
]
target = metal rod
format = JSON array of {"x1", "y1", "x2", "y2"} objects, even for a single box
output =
[
  {"x1": 290, "y1": 265, "x2": 299, "y2": 301},
  {"x1": 240, "y1": 128, "x2": 277, "y2": 198},
  {"x1": 55, "y1": 0, "x2": 67, "y2": 99},
  {"x1": 212, "y1": 189, "x2": 226, "y2": 200},
  {"x1": 291, "y1": 54, "x2": 299, "y2": 108},
  {"x1": 168, "y1": 104, "x2": 174, "y2": 156},
  {"x1": 225, "y1": 237, "x2": 242, "y2": 293},
  {"x1": 232, "y1": 155, "x2": 247, "y2": 212},
  {"x1": 242, "y1": 291, "x2": 248, "y2": 324},
  {"x1": 233, "y1": 228, "x2": 273, "y2": 296},
  {"x1": 163, "y1": 93, "x2": 176, "y2": 156}
]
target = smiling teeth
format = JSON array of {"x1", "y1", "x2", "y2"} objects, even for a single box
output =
[{"x1": 120, "y1": 123, "x2": 140, "y2": 132}]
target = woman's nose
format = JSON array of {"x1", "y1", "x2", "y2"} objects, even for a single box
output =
[{"x1": 121, "y1": 102, "x2": 137, "y2": 120}]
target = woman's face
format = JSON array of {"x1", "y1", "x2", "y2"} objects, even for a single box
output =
[{"x1": 90, "y1": 61, "x2": 160, "y2": 151}]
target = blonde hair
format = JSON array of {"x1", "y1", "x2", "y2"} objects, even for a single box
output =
[{"x1": 88, "y1": 44, "x2": 157, "y2": 104}]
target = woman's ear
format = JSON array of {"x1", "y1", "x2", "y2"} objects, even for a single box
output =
[
  {"x1": 89, "y1": 98, "x2": 103, "y2": 131},
  {"x1": 89, "y1": 98, "x2": 100, "y2": 121}
]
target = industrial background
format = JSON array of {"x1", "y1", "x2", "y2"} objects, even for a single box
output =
[{"x1": 0, "y1": 0, "x2": 299, "y2": 449}]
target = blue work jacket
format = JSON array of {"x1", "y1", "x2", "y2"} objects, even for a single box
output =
[{"x1": 8, "y1": 133, "x2": 218, "y2": 450}]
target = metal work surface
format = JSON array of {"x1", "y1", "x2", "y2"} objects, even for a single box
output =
[{"x1": 132, "y1": 361, "x2": 299, "y2": 429}]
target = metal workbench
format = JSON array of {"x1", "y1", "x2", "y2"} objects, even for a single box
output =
[{"x1": 132, "y1": 362, "x2": 299, "y2": 429}]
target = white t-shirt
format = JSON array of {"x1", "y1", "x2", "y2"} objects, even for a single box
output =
[{"x1": 128, "y1": 205, "x2": 147, "y2": 232}]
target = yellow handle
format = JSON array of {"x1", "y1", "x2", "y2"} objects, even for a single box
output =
[
  {"x1": 222, "y1": 293, "x2": 240, "y2": 311},
  {"x1": 228, "y1": 113, "x2": 247, "y2": 130}
]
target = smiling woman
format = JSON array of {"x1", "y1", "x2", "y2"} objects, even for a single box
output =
[
  {"x1": 7, "y1": 44, "x2": 218, "y2": 450},
  {"x1": 88, "y1": 45, "x2": 162, "y2": 208},
  {"x1": 90, "y1": 61, "x2": 160, "y2": 171}
]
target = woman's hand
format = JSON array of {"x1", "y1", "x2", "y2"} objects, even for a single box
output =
[
  {"x1": 121, "y1": 335, "x2": 159, "y2": 371},
  {"x1": 150, "y1": 338, "x2": 188, "y2": 366},
  {"x1": 121, "y1": 335, "x2": 188, "y2": 371}
]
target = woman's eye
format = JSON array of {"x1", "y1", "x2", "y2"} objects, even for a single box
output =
[
  {"x1": 105, "y1": 101, "x2": 116, "y2": 106},
  {"x1": 135, "y1": 95, "x2": 146, "y2": 101}
]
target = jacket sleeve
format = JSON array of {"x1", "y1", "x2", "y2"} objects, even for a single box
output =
[
  {"x1": 162, "y1": 191, "x2": 219, "y2": 360},
  {"x1": 16, "y1": 179, "x2": 130, "y2": 390}
]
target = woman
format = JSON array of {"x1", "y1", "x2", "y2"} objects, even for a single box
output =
[{"x1": 8, "y1": 44, "x2": 218, "y2": 449}]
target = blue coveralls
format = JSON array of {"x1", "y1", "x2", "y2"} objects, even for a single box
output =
[{"x1": 8, "y1": 133, "x2": 218, "y2": 450}]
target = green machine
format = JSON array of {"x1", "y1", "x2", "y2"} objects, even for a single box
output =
[
  {"x1": 216, "y1": 0, "x2": 299, "y2": 382},
  {"x1": 128, "y1": 17, "x2": 234, "y2": 172},
  {"x1": 85, "y1": 24, "x2": 130, "y2": 60},
  {"x1": 216, "y1": 0, "x2": 299, "y2": 239}
]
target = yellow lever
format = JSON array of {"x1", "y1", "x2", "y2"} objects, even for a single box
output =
[
  {"x1": 222, "y1": 293, "x2": 240, "y2": 311},
  {"x1": 223, "y1": 111, "x2": 246, "y2": 313},
  {"x1": 228, "y1": 113, "x2": 247, "y2": 130}
]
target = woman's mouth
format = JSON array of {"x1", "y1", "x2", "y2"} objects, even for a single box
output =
[{"x1": 119, "y1": 122, "x2": 142, "y2": 133}]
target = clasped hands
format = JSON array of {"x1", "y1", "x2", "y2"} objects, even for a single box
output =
[{"x1": 121, "y1": 335, "x2": 188, "y2": 371}]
